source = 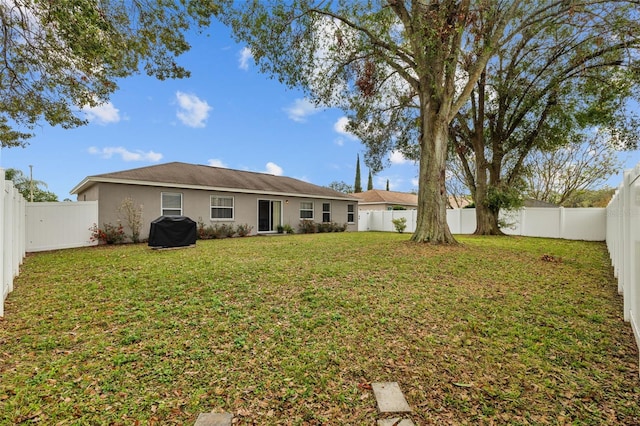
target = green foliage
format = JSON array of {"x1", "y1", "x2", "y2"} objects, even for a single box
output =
[
  {"x1": 4, "y1": 168, "x2": 58, "y2": 202},
  {"x1": 485, "y1": 185, "x2": 524, "y2": 213},
  {"x1": 367, "y1": 170, "x2": 373, "y2": 190},
  {"x1": 89, "y1": 222, "x2": 125, "y2": 244},
  {"x1": 391, "y1": 217, "x2": 407, "y2": 233},
  {"x1": 197, "y1": 221, "x2": 254, "y2": 239},
  {"x1": 283, "y1": 224, "x2": 295, "y2": 234},
  {"x1": 197, "y1": 222, "x2": 235, "y2": 239},
  {"x1": 354, "y1": 154, "x2": 362, "y2": 193},
  {"x1": 391, "y1": 205, "x2": 407, "y2": 210},
  {"x1": 449, "y1": 2, "x2": 640, "y2": 234},
  {"x1": 298, "y1": 220, "x2": 346, "y2": 234},
  {"x1": 327, "y1": 181, "x2": 353, "y2": 193},
  {"x1": 0, "y1": 1, "x2": 218, "y2": 146},
  {"x1": 561, "y1": 188, "x2": 616, "y2": 208},
  {"x1": 298, "y1": 220, "x2": 317, "y2": 234},
  {"x1": 235, "y1": 223, "x2": 254, "y2": 237}
]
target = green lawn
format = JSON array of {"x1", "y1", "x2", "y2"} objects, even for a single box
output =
[{"x1": 1, "y1": 233, "x2": 638, "y2": 425}]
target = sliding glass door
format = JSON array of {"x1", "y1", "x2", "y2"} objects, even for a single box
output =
[{"x1": 258, "y1": 200, "x2": 282, "y2": 232}]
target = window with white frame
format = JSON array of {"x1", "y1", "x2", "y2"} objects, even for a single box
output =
[
  {"x1": 322, "y1": 202, "x2": 331, "y2": 222},
  {"x1": 347, "y1": 204, "x2": 355, "y2": 223},
  {"x1": 300, "y1": 201, "x2": 314, "y2": 219},
  {"x1": 161, "y1": 192, "x2": 182, "y2": 216},
  {"x1": 211, "y1": 195, "x2": 234, "y2": 220}
]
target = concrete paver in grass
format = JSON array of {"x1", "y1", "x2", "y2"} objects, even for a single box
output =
[
  {"x1": 193, "y1": 412, "x2": 233, "y2": 426},
  {"x1": 377, "y1": 418, "x2": 416, "y2": 426},
  {"x1": 372, "y1": 382, "x2": 412, "y2": 413}
]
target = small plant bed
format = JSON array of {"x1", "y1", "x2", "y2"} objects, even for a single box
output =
[{"x1": 0, "y1": 234, "x2": 638, "y2": 424}]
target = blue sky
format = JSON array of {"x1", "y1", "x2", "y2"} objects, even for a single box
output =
[{"x1": 1, "y1": 20, "x2": 638, "y2": 201}]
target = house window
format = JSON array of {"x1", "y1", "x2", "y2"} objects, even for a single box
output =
[
  {"x1": 347, "y1": 204, "x2": 355, "y2": 223},
  {"x1": 161, "y1": 192, "x2": 182, "y2": 216},
  {"x1": 300, "y1": 201, "x2": 314, "y2": 219},
  {"x1": 322, "y1": 203, "x2": 331, "y2": 222},
  {"x1": 211, "y1": 196, "x2": 234, "y2": 220}
]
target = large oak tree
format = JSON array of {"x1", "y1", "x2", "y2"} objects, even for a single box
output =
[
  {"x1": 218, "y1": 0, "x2": 606, "y2": 244},
  {"x1": 450, "y1": 1, "x2": 640, "y2": 234},
  {"x1": 0, "y1": 0, "x2": 218, "y2": 147}
]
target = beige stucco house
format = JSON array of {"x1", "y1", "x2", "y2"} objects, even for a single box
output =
[
  {"x1": 353, "y1": 189, "x2": 418, "y2": 211},
  {"x1": 354, "y1": 189, "x2": 473, "y2": 210},
  {"x1": 71, "y1": 162, "x2": 359, "y2": 240}
]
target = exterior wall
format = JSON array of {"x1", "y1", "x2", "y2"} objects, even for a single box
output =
[{"x1": 79, "y1": 183, "x2": 357, "y2": 240}]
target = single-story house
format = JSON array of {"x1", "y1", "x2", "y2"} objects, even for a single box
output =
[
  {"x1": 353, "y1": 189, "x2": 417, "y2": 211},
  {"x1": 71, "y1": 162, "x2": 359, "y2": 240},
  {"x1": 354, "y1": 189, "x2": 474, "y2": 210}
]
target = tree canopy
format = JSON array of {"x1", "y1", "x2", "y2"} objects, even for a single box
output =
[
  {"x1": 5, "y1": 168, "x2": 57, "y2": 201},
  {"x1": 218, "y1": 0, "x2": 535, "y2": 243},
  {"x1": 449, "y1": 0, "x2": 640, "y2": 234},
  {"x1": 523, "y1": 133, "x2": 622, "y2": 206},
  {"x1": 0, "y1": 0, "x2": 218, "y2": 147}
]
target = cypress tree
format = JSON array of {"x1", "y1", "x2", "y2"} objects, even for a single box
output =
[
  {"x1": 354, "y1": 154, "x2": 362, "y2": 193},
  {"x1": 386, "y1": 179, "x2": 390, "y2": 191},
  {"x1": 367, "y1": 170, "x2": 373, "y2": 190}
]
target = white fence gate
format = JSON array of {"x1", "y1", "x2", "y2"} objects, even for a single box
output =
[
  {"x1": 358, "y1": 207, "x2": 606, "y2": 241},
  {"x1": 607, "y1": 164, "x2": 640, "y2": 367},
  {"x1": 26, "y1": 201, "x2": 98, "y2": 252}
]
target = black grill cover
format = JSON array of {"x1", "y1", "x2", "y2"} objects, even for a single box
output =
[{"x1": 148, "y1": 216, "x2": 197, "y2": 248}]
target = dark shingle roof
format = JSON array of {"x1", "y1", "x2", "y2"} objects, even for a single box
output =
[{"x1": 71, "y1": 162, "x2": 358, "y2": 201}]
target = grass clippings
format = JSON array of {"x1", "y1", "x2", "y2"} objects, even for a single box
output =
[{"x1": 0, "y1": 233, "x2": 638, "y2": 425}]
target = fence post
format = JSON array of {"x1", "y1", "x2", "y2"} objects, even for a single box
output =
[
  {"x1": 0, "y1": 174, "x2": 4, "y2": 317},
  {"x1": 4, "y1": 181, "x2": 14, "y2": 297},
  {"x1": 623, "y1": 170, "x2": 632, "y2": 321}
]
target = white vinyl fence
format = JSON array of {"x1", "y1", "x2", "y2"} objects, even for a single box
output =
[
  {"x1": 358, "y1": 207, "x2": 606, "y2": 241},
  {"x1": 26, "y1": 201, "x2": 98, "y2": 252},
  {"x1": 607, "y1": 164, "x2": 640, "y2": 366},
  {"x1": 1, "y1": 176, "x2": 26, "y2": 317},
  {"x1": 1, "y1": 164, "x2": 98, "y2": 316}
]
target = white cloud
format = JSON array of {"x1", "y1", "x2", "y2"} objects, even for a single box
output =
[
  {"x1": 88, "y1": 146, "x2": 163, "y2": 162},
  {"x1": 389, "y1": 150, "x2": 410, "y2": 165},
  {"x1": 333, "y1": 116, "x2": 358, "y2": 140},
  {"x1": 208, "y1": 159, "x2": 227, "y2": 168},
  {"x1": 284, "y1": 98, "x2": 319, "y2": 122},
  {"x1": 264, "y1": 162, "x2": 283, "y2": 176},
  {"x1": 411, "y1": 177, "x2": 419, "y2": 188},
  {"x1": 238, "y1": 47, "x2": 253, "y2": 70},
  {"x1": 175, "y1": 91, "x2": 211, "y2": 128},
  {"x1": 83, "y1": 101, "x2": 120, "y2": 125}
]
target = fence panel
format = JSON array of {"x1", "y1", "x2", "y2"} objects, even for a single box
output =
[
  {"x1": 26, "y1": 201, "x2": 98, "y2": 252},
  {"x1": 606, "y1": 164, "x2": 640, "y2": 373},
  {"x1": 1, "y1": 175, "x2": 26, "y2": 317},
  {"x1": 360, "y1": 207, "x2": 605, "y2": 241}
]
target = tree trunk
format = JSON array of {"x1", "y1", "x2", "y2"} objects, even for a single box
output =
[
  {"x1": 474, "y1": 202, "x2": 504, "y2": 235},
  {"x1": 410, "y1": 118, "x2": 457, "y2": 244},
  {"x1": 473, "y1": 161, "x2": 504, "y2": 235}
]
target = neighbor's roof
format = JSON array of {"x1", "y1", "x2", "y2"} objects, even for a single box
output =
[
  {"x1": 353, "y1": 189, "x2": 418, "y2": 206},
  {"x1": 71, "y1": 162, "x2": 359, "y2": 201}
]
